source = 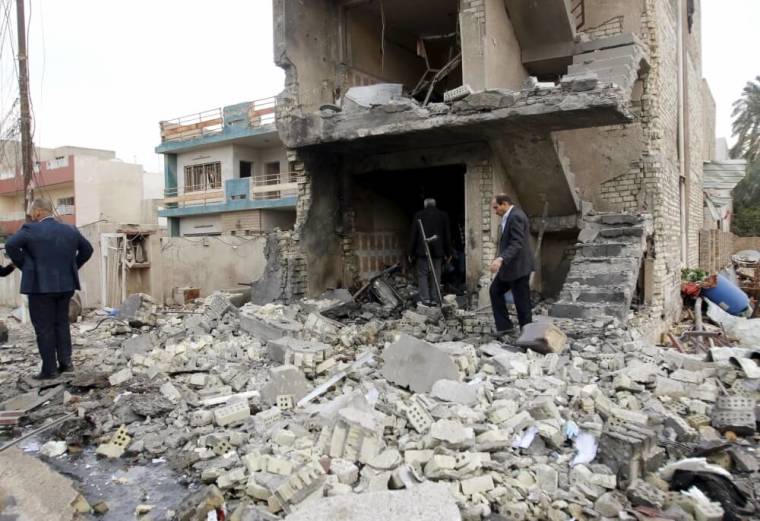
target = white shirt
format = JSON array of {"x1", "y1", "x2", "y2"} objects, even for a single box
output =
[
  {"x1": 497, "y1": 206, "x2": 514, "y2": 262},
  {"x1": 500, "y1": 205, "x2": 513, "y2": 234}
]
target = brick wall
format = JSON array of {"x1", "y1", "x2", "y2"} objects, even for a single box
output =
[
  {"x1": 634, "y1": 0, "x2": 682, "y2": 323},
  {"x1": 583, "y1": 15, "x2": 625, "y2": 40},
  {"x1": 699, "y1": 229, "x2": 734, "y2": 273},
  {"x1": 686, "y1": 53, "x2": 705, "y2": 268},
  {"x1": 734, "y1": 237, "x2": 760, "y2": 253}
]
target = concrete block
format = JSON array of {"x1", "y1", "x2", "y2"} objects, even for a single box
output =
[
  {"x1": 214, "y1": 400, "x2": 251, "y2": 427},
  {"x1": 217, "y1": 467, "x2": 246, "y2": 489},
  {"x1": 431, "y1": 379, "x2": 479, "y2": 406},
  {"x1": 188, "y1": 373, "x2": 207, "y2": 387},
  {"x1": 160, "y1": 382, "x2": 182, "y2": 404},
  {"x1": 273, "y1": 429, "x2": 296, "y2": 447},
  {"x1": 654, "y1": 376, "x2": 687, "y2": 398},
  {"x1": 404, "y1": 450, "x2": 434, "y2": 465},
  {"x1": 534, "y1": 464, "x2": 559, "y2": 495},
  {"x1": 239, "y1": 312, "x2": 302, "y2": 342},
  {"x1": 272, "y1": 462, "x2": 326, "y2": 513},
  {"x1": 261, "y1": 365, "x2": 311, "y2": 406},
  {"x1": 329, "y1": 458, "x2": 359, "y2": 485},
  {"x1": 404, "y1": 397, "x2": 434, "y2": 433},
  {"x1": 381, "y1": 334, "x2": 461, "y2": 393},
  {"x1": 267, "y1": 457, "x2": 294, "y2": 476},
  {"x1": 595, "y1": 491, "x2": 625, "y2": 518},
  {"x1": 430, "y1": 419, "x2": 474, "y2": 447},
  {"x1": 108, "y1": 368, "x2": 133, "y2": 386},
  {"x1": 255, "y1": 407, "x2": 283, "y2": 431},
  {"x1": 190, "y1": 410, "x2": 214, "y2": 427},
  {"x1": 515, "y1": 322, "x2": 567, "y2": 354},
  {"x1": 460, "y1": 475, "x2": 494, "y2": 496},
  {"x1": 276, "y1": 395, "x2": 295, "y2": 411},
  {"x1": 282, "y1": 481, "x2": 460, "y2": 521},
  {"x1": 242, "y1": 451, "x2": 263, "y2": 473}
]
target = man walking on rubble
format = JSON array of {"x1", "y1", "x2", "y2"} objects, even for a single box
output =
[
  {"x1": 408, "y1": 198, "x2": 453, "y2": 306},
  {"x1": 489, "y1": 193, "x2": 534, "y2": 334},
  {"x1": 6, "y1": 198, "x2": 93, "y2": 379}
]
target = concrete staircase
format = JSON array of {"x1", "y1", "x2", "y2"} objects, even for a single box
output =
[
  {"x1": 562, "y1": 35, "x2": 650, "y2": 98},
  {"x1": 550, "y1": 214, "x2": 651, "y2": 322}
]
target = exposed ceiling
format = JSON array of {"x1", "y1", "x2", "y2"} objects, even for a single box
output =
[{"x1": 346, "y1": 0, "x2": 459, "y2": 37}]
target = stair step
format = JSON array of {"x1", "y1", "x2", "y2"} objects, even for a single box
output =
[
  {"x1": 565, "y1": 272, "x2": 637, "y2": 286},
  {"x1": 577, "y1": 242, "x2": 640, "y2": 258},
  {"x1": 550, "y1": 302, "x2": 626, "y2": 320},
  {"x1": 599, "y1": 226, "x2": 645, "y2": 238},
  {"x1": 558, "y1": 287, "x2": 630, "y2": 305}
]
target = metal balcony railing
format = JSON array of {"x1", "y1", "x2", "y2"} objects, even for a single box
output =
[
  {"x1": 251, "y1": 172, "x2": 298, "y2": 201},
  {"x1": 162, "y1": 173, "x2": 298, "y2": 208},
  {"x1": 159, "y1": 96, "x2": 277, "y2": 144}
]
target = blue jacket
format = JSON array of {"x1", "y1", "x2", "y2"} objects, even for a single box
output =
[{"x1": 5, "y1": 218, "x2": 93, "y2": 295}]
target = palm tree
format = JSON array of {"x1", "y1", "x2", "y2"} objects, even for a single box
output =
[{"x1": 731, "y1": 76, "x2": 760, "y2": 162}]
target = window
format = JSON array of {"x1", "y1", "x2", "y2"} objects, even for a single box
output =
[
  {"x1": 184, "y1": 162, "x2": 222, "y2": 192},
  {"x1": 240, "y1": 161, "x2": 252, "y2": 179},
  {"x1": 57, "y1": 197, "x2": 75, "y2": 206}
]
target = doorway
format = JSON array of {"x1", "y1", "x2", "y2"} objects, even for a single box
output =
[
  {"x1": 240, "y1": 161, "x2": 252, "y2": 179},
  {"x1": 352, "y1": 164, "x2": 466, "y2": 294}
]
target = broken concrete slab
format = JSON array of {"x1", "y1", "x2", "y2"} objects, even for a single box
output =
[
  {"x1": 0, "y1": 447, "x2": 87, "y2": 520},
  {"x1": 381, "y1": 334, "x2": 461, "y2": 393},
  {"x1": 239, "y1": 312, "x2": 303, "y2": 342},
  {"x1": 174, "y1": 485, "x2": 226, "y2": 521},
  {"x1": 430, "y1": 380, "x2": 479, "y2": 406},
  {"x1": 283, "y1": 481, "x2": 461, "y2": 521}
]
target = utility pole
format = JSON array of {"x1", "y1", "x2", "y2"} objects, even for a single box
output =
[{"x1": 16, "y1": 0, "x2": 33, "y2": 219}]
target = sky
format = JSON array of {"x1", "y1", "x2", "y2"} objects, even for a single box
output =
[
  {"x1": 0, "y1": 0, "x2": 757, "y2": 175},
  {"x1": 0, "y1": 0, "x2": 285, "y2": 174}
]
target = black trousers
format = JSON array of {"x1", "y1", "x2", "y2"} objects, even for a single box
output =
[
  {"x1": 489, "y1": 274, "x2": 532, "y2": 331},
  {"x1": 416, "y1": 257, "x2": 442, "y2": 303},
  {"x1": 28, "y1": 292, "x2": 74, "y2": 376}
]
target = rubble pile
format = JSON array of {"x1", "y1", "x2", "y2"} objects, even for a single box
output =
[{"x1": 1, "y1": 292, "x2": 759, "y2": 520}]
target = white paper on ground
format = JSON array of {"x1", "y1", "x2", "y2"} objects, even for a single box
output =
[{"x1": 571, "y1": 432, "x2": 597, "y2": 466}]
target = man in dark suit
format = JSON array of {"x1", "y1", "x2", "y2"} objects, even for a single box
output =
[
  {"x1": 408, "y1": 198, "x2": 453, "y2": 305},
  {"x1": 6, "y1": 198, "x2": 93, "y2": 379},
  {"x1": 489, "y1": 194, "x2": 534, "y2": 333}
]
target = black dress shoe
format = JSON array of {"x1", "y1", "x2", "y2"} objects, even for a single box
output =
[
  {"x1": 32, "y1": 371, "x2": 58, "y2": 380},
  {"x1": 58, "y1": 364, "x2": 74, "y2": 373}
]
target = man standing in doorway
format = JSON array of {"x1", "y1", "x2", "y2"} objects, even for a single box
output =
[
  {"x1": 408, "y1": 198, "x2": 453, "y2": 306},
  {"x1": 6, "y1": 198, "x2": 93, "y2": 379},
  {"x1": 489, "y1": 194, "x2": 534, "y2": 334}
]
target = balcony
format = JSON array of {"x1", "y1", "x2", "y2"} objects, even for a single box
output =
[
  {"x1": 162, "y1": 174, "x2": 297, "y2": 208},
  {"x1": 158, "y1": 97, "x2": 277, "y2": 146},
  {"x1": 0, "y1": 155, "x2": 75, "y2": 195}
]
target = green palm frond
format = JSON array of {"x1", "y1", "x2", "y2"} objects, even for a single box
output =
[{"x1": 731, "y1": 75, "x2": 760, "y2": 162}]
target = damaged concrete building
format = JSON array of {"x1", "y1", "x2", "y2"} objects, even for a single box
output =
[{"x1": 271, "y1": 0, "x2": 716, "y2": 336}]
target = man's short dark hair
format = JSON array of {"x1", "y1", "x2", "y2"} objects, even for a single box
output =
[{"x1": 494, "y1": 194, "x2": 513, "y2": 206}]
